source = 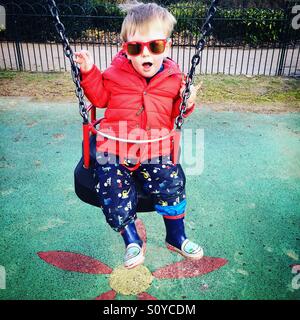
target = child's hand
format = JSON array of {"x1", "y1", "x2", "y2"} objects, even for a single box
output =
[
  {"x1": 180, "y1": 80, "x2": 203, "y2": 109},
  {"x1": 74, "y1": 50, "x2": 94, "y2": 72}
]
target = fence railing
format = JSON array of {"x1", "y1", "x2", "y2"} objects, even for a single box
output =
[{"x1": 0, "y1": 0, "x2": 299, "y2": 77}]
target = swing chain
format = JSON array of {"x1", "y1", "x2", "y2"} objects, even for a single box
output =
[
  {"x1": 47, "y1": 0, "x2": 88, "y2": 123},
  {"x1": 175, "y1": 0, "x2": 219, "y2": 130}
]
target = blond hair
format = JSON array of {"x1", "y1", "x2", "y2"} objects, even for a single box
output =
[{"x1": 119, "y1": 1, "x2": 177, "y2": 42}]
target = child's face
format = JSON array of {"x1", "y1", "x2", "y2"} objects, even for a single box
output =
[{"x1": 124, "y1": 25, "x2": 171, "y2": 78}]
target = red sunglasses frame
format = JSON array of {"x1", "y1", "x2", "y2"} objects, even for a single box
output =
[{"x1": 122, "y1": 39, "x2": 169, "y2": 56}]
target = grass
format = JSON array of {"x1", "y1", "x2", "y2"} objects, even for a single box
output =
[
  {"x1": 0, "y1": 71, "x2": 75, "y2": 102},
  {"x1": 0, "y1": 70, "x2": 299, "y2": 112},
  {"x1": 196, "y1": 74, "x2": 300, "y2": 106}
]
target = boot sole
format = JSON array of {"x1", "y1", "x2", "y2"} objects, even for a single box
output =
[
  {"x1": 166, "y1": 242, "x2": 204, "y2": 260},
  {"x1": 125, "y1": 255, "x2": 145, "y2": 269},
  {"x1": 124, "y1": 244, "x2": 146, "y2": 269}
]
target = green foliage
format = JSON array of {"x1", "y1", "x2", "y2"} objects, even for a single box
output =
[
  {"x1": 169, "y1": 3, "x2": 285, "y2": 45},
  {"x1": 2, "y1": 0, "x2": 295, "y2": 46},
  {"x1": 214, "y1": 7, "x2": 285, "y2": 45},
  {"x1": 84, "y1": 2, "x2": 287, "y2": 46}
]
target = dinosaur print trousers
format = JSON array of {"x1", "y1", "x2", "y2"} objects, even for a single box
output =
[{"x1": 94, "y1": 154, "x2": 187, "y2": 231}]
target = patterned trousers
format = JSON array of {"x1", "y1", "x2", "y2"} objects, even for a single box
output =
[{"x1": 95, "y1": 154, "x2": 186, "y2": 231}]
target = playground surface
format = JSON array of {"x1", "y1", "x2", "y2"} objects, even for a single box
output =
[{"x1": 0, "y1": 96, "x2": 299, "y2": 300}]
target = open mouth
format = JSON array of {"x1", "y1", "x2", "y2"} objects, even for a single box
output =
[{"x1": 142, "y1": 62, "x2": 153, "y2": 69}]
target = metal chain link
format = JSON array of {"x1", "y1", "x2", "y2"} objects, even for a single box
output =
[
  {"x1": 47, "y1": 0, "x2": 88, "y2": 123},
  {"x1": 175, "y1": 0, "x2": 219, "y2": 130}
]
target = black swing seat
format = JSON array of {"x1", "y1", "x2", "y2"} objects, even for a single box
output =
[
  {"x1": 74, "y1": 134, "x2": 156, "y2": 212},
  {"x1": 74, "y1": 134, "x2": 182, "y2": 212}
]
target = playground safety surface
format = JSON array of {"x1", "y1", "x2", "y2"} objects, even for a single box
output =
[{"x1": 0, "y1": 97, "x2": 299, "y2": 300}]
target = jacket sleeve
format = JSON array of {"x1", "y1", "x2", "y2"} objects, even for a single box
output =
[
  {"x1": 172, "y1": 94, "x2": 195, "y2": 119},
  {"x1": 80, "y1": 64, "x2": 109, "y2": 108}
]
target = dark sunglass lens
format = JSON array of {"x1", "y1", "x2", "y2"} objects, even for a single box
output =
[
  {"x1": 149, "y1": 40, "x2": 165, "y2": 54},
  {"x1": 127, "y1": 43, "x2": 142, "y2": 56}
]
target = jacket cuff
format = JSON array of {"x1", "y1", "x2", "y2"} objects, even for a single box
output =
[
  {"x1": 182, "y1": 103, "x2": 195, "y2": 118},
  {"x1": 80, "y1": 64, "x2": 98, "y2": 80}
]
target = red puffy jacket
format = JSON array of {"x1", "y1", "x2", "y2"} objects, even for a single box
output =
[{"x1": 81, "y1": 50, "x2": 194, "y2": 163}]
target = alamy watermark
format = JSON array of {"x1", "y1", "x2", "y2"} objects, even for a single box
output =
[
  {"x1": 94, "y1": 124, "x2": 204, "y2": 176},
  {"x1": 0, "y1": 265, "x2": 6, "y2": 289},
  {"x1": 292, "y1": 5, "x2": 300, "y2": 30},
  {"x1": 292, "y1": 265, "x2": 300, "y2": 290},
  {"x1": 180, "y1": 128, "x2": 204, "y2": 176},
  {"x1": 0, "y1": 5, "x2": 5, "y2": 31}
]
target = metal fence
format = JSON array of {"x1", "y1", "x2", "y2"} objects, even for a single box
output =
[{"x1": 0, "y1": 0, "x2": 299, "y2": 77}]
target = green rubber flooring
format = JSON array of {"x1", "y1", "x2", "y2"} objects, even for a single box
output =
[{"x1": 0, "y1": 97, "x2": 299, "y2": 300}]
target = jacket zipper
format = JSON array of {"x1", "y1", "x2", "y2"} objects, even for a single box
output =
[
  {"x1": 136, "y1": 106, "x2": 144, "y2": 116},
  {"x1": 141, "y1": 105, "x2": 146, "y2": 130}
]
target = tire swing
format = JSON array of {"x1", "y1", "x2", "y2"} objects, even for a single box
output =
[{"x1": 47, "y1": 0, "x2": 219, "y2": 212}]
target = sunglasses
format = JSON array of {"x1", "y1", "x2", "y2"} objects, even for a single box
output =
[{"x1": 123, "y1": 39, "x2": 168, "y2": 56}]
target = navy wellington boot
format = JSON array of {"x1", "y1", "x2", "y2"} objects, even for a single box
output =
[
  {"x1": 163, "y1": 216, "x2": 204, "y2": 260},
  {"x1": 120, "y1": 221, "x2": 145, "y2": 269}
]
